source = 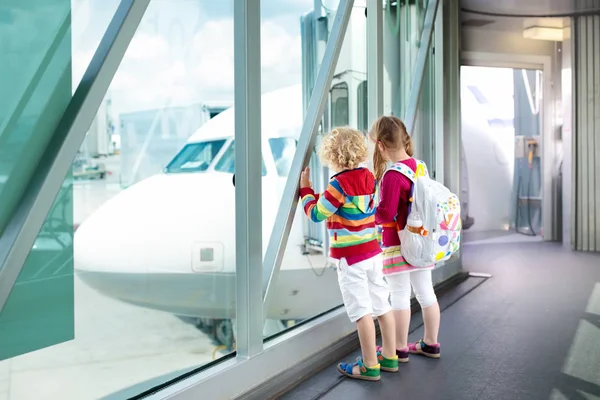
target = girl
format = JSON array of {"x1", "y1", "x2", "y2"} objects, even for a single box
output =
[
  {"x1": 299, "y1": 127, "x2": 397, "y2": 381},
  {"x1": 370, "y1": 116, "x2": 441, "y2": 361}
]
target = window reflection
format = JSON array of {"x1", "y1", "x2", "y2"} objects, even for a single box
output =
[
  {"x1": 330, "y1": 82, "x2": 349, "y2": 127},
  {"x1": 357, "y1": 80, "x2": 368, "y2": 133},
  {"x1": 268, "y1": 137, "x2": 296, "y2": 177}
]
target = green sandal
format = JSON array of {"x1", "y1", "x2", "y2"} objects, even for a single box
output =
[
  {"x1": 337, "y1": 358, "x2": 380, "y2": 381},
  {"x1": 377, "y1": 351, "x2": 399, "y2": 372},
  {"x1": 356, "y1": 352, "x2": 399, "y2": 372}
]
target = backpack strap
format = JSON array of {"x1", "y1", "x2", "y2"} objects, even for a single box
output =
[
  {"x1": 381, "y1": 159, "x2": 429, "y2": 217},
  {"x1": 414, "y1": 160, "x2": 429, "y2": 179},
  {"x1": 383, "y1": 159, "x2": 428, "y2": 182},
  {"x1": 383, "y1": 162, "x2": 416, "y2": 182}
]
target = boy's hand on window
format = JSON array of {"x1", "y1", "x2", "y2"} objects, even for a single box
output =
[{"x1": 300, "y1": 166, "x2": 312, "y2": 189}]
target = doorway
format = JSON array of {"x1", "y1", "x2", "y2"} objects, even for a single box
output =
[{"x1": 460, "y1": 65, "x2": 543, "y2": 245}]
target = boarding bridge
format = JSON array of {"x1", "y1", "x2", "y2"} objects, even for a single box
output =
[{"x1": 1, "y1": 0, "x2": 600, "y2": 399}]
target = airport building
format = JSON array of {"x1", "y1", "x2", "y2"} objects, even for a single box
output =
[{"x1": 0, "y1": 0, "x2": 599, "y2": 398}]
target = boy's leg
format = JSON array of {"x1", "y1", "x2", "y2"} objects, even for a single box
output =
[
  {"x1": 367, "y1": 255, "x2": 399, "y2": 372},
  {"x1": 336, "y1": 258, "x2": 380, "y2": 380},
  {"x1": 356, "y1": 315, "x2": 378, "y2": 368}
]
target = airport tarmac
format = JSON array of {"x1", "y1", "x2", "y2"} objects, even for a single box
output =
[{"x1": 0, "y1": 156, "x2": 226, "y2": 400}]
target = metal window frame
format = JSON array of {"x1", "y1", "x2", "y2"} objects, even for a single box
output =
[
  {"x1": 262, "y1": 0, "x2": 354, "y2": 319},
  {"x1": 403, "y1": 0, "x2": 440, "y2": 135},
  {"x1": 234, "y1": 0, "x2": 263, "y2": 359},
  {"x1": 433, "y1": 0, "x2": 445, "y2": 184},
  {"x1": 442, "y1": 0, "x2": 460, "y2": 194},
  {"x1": 0, "y1": 0, "x2": 151, "y2": 313},
  {"x1": 145, "y1": 308, "x2": 355, "y2": 400}
]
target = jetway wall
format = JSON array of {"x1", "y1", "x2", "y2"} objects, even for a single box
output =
[{"x1": 571, "y1": 15, "x2": 600, "y2": 252}]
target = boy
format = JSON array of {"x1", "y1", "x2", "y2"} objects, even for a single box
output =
[{"x1": 299, "y1": 127, "x2": 397, "y2": 381}]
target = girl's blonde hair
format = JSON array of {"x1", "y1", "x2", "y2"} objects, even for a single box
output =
[
  {"x1": 369, "y1": 116, "x2": 414, "y2": 181},
  {"x1": 319, "y1": 127, "x2": 369, "y2": 171}
]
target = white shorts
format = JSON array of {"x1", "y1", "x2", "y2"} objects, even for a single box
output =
[{"x1": 337, "y1": 254, "x2": 392, "y2": 323}]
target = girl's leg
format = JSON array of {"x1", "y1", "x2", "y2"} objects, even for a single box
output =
[
  {"x1": 409, "y1": 269, "x2": 441, "y2": 358},
  {"x1": 386, "y1": 273, "x2": 412, "y2": 357},
  {"x1": 411, "y1": 269, "x2": 439, "y2": 344}
]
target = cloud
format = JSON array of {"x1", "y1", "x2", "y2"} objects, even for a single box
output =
[
  {"x1": 125, "y1": 33, "x2": 170, "y2": 60},
  {"x1": 191, "y1": 20, "x2": 235, "y2": 93},
  {"x1": 90, "y1": 16, "x2": 304, "y2": 113},
  {"x1": 190, "y1": 18, "x2": 303, "y2": 95}
]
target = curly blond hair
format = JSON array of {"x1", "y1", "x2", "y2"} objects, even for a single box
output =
[{"x1": 319, "y1": 127, "x2": 369, "y2": 171}]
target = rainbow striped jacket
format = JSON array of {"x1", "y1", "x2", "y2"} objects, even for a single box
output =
[{"x1": 299, "y1": 168, "x2": 381, "y2": 263}]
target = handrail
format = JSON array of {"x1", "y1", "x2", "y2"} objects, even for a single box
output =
[{"x1": 262, "y1": 0, "x2": 355, "y2": 320}]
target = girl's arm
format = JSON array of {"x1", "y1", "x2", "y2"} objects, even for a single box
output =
[
  {"x1": 375, "y1": 172, "x2": 403, "y2": 226},
  {"x1": 299, "y1": 178, "x2": 344, "y2": 223}
]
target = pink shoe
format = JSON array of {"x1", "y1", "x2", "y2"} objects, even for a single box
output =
[
  {"x1": 376, "y1": 345, "x2": 409, "y2": 363},
  {"x1": 408, "y1": 339, "x2": 440, "y2": 359}
]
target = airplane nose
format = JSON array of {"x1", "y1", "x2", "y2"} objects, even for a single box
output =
[
  {"x1": 74, "y1": 174, "x2": 232, "y2": 275},
  {"x1": 73, "y1": 173, "x2": 237, "y2": 318}
]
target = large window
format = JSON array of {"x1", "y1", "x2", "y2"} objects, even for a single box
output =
[
  {"x1": 0, "y1": 0, "x2": 453, "y2": 398},
  {"x1": 0, "y1": 1, "x2": 240, "y2": 398}
]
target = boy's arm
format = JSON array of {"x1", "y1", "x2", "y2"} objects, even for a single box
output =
[{"x1": 299, "y1": 179, "x2": 344, "y2": 223}]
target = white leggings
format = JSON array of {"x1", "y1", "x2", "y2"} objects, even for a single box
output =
[{"x1": 386, "y1": 269, "x2": 437, "y2": 311}]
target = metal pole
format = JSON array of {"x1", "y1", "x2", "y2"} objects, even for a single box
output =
[
  {"x1": 442, "y1": 0, "x2": 460, "y2": 196},
  {"x1": 403, "y1": 0, "x2": 440, "y2": 135},
  {"x1": 234, "y1": 0, "x2": 263, "y2": 358},
  {"x1": 262, "y1": 0, "x2": 355, "y2": 319},
  {"x1": 0, "y1": 0, "x2": 151, "y2": 313},
  {"x1": 433, "y1": 0, "x2": 444, "y2": 183},
  {"x1": 367, "y1": 0, "x2": 383, "y2": 124},
  {"x1": 441, "y1": 0, "x2": 463, "y2": 270}
]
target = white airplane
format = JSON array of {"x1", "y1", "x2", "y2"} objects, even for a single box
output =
[{"x1": 74, "y1": 84, "x2": 342, "y2": 345}]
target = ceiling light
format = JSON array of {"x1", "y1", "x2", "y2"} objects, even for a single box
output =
[{"x1": 523, "y1": 26, "x2": 564, "y2": 41}]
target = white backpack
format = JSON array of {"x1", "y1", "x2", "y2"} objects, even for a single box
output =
[{"x1": 383, "y1": 160, "x2": 462, "y2": 267}]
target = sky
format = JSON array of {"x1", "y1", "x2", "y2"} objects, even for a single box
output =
[{"x1": 71, "y1": 0, "x2": 318, "y2": 114}]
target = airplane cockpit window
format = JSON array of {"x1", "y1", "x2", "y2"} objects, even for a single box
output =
[
  {"x1": 165, "y1": 139, "x2": 226, "y2": 173},
  {"x1": 269, "y1": 137, "x2": 296, "y2": 177},
  {"x1": 215, "y1": 140, "x2": 268, "y2": 176}
]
